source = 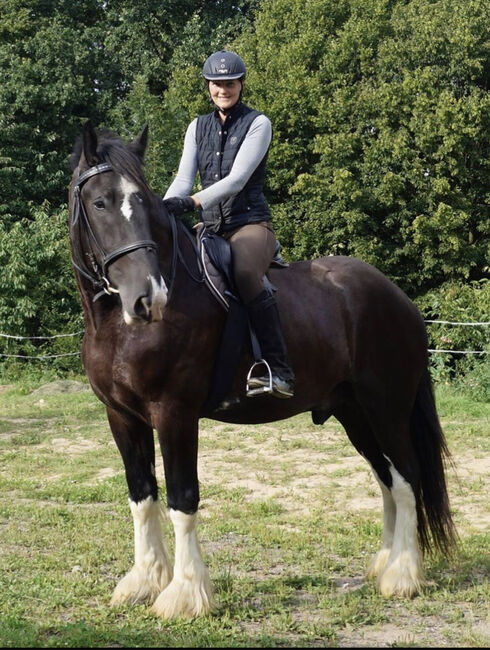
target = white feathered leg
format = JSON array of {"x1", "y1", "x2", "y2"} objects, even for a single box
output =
[
  {"x1": 111, "y1": 497, "x2": 172, "y2": 605},
  {"x1": 367, "y1": 470, "x2": 396, "y2": 579},
  {"x1": 151, "y1": 509, "x2": 215, "y2": 618},
  {"x1": 377, "y1": 460, "x2": 424, "y2": 597}
]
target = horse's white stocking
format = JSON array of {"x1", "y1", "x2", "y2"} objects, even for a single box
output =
[
  {"x1": 366, "y1": 470, "x2": 396, "y2": 579},
  {"x1": 377, "y1": 461, "x2": 423, "y2": 597},
  {"x1": 151, "y1": 509, "x2": 215, "y2": 619},
  {"x1": 111, "y1": 496, "x2": 172, "y2": 605}
]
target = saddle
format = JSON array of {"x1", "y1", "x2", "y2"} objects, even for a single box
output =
[
  {"x1": 197, "y1": 224, "x2": 288, "y2": 310},
  {"x1": 195, "y1": 224, "x2": 289, "y2": 414}
]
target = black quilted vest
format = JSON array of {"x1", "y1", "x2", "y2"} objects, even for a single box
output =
[{"x1": 196, "y1": 103, "x2": 271, "y2": 233}]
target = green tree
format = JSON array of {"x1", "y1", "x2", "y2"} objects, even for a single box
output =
[
  {"x1": 0, "y1": 0, "x2": 125, "y2": 226},
  {"x1": 237, "y1": 0, "x2": 489, "y2": 294},
  {"x1": 1, "y1": 0, "x2": 488, "y2": 374}
]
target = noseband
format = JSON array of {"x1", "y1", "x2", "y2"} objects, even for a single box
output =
[{"x1": 71, "y1": 163, "x2": 158, "y2": 302}]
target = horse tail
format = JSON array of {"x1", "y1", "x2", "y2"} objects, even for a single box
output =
[{"x1": 410, "y1": 367, "x2": 458, "y2": 555}]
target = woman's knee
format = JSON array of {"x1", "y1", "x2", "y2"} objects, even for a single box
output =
[{"x1": 233, "y1": 264, "x2": 263, "y2": 303}]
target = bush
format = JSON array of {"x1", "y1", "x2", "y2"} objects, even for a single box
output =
[
  {"x1": 416, "y1": 279, "x2": 490, "y2": 399},
  {"x1": 0, "y1": 203, "x2": 83, "y2": 378}
]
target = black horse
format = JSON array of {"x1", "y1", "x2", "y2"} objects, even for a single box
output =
[{"x1": 68, "y1": 122, "x2": 456, "y2": 618}]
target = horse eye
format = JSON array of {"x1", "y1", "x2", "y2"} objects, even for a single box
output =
[
  {"x1": 134, "y1": 192, "x2": 144, "y2": 204},
  {"x1": 94, "y1": 199, "x2": 105, "y2": 210}
]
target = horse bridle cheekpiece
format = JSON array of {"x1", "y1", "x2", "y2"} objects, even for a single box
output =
[{"x1": 72, "y1": 162, "x2": 157, "y2": 302}]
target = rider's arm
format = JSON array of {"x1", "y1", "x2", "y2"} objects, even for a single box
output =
[{"x1": 163, "y1": 119, "x2": 199, "y2": 199}]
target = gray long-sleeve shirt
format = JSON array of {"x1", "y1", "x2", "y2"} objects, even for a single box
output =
[{"x1": 164, "y1": 114, "x2": 272, "y2": 211}]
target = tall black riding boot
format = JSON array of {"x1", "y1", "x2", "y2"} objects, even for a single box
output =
[{"x1": 246, "y1": 290, "x2": 295, "y2": 398}]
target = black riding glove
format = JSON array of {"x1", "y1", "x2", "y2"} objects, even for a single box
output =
[{"x1": 162, "y1": 196, "x2": 195, "y2": 216}]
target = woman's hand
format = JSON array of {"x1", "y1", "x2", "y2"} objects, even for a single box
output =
[{"x1": 162, "y1": 196, "x2": 196, "y2": 216}]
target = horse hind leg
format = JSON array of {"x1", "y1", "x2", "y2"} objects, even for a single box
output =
[
  {"x1": 375, "y1": 368, "x2": 458, "y2": 597},
  {"x1": 106, "y1": 408, "x2": 172, "y2": 606},
  {"x1": 366, "y1": 473, "x2": 396, "y2": 580},
  {"x1": 375, "y1": 455, "x2": 424, "y2": 598},
  {"x1": 353, "y1": 401, "x2": 425, "y2": 597},
  {"x1": 334, "y1": 400, "x2": 422, "y2": 597}
]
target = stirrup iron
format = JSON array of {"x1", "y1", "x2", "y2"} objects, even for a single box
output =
[{"x1": 246, "y1": 359, "x2": 273, "y2": 397}]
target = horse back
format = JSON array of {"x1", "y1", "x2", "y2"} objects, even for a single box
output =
[
  {"x1": 272, "y1": 255, "x2": 424, "y2": 341},
  {"x1": 269, "y1": 254, "x2": 427, "y2": 388}
]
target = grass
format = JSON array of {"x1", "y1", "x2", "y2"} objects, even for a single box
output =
[{"x1": 0, "y1": 378, "x2": 488, "y2": 647}]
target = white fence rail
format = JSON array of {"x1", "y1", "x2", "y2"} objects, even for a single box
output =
[{"x1": 0, "y1": 321, "x2": 488, "y2": 359}]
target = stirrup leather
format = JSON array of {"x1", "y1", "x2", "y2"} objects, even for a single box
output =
[{"x1": 246, "y1": 359, "x2": 273, "y2": 397}]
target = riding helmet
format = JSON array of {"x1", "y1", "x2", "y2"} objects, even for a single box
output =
[{"x1": 202, "y1": 51, "x2": 246, "y2": 81}]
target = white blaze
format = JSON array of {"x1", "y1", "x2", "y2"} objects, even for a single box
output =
[{"x1": 120, "y1": 176, "x2": 140, "y2": 221}]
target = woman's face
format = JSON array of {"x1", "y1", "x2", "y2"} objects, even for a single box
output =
[{"x1": 208, "y1": 79, "x2": 243, "y2": 112}]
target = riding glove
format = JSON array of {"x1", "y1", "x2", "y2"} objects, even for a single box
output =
[{"x1": 162, "y1": 196, "x2": 195, "y2": 216}]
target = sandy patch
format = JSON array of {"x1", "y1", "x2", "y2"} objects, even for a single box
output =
[{"x1": 51, "y1": 437, "x2": 101, "y2": 455}]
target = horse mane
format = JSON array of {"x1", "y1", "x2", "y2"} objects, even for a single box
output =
[{"x1": 70, "y1": 128, "x2": 151, "y2": 194}]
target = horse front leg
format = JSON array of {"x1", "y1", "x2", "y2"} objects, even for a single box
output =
[
  {"x1": 151, "y1": 408, "x2": 215, "y2": 619},
  {"x1": 106, "y1": 407, "x2": 172, "y2": 606}
]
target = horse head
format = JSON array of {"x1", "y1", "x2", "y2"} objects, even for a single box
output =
[{"x1": 69, "y1": 121, "x2": 167, "y2": 325}]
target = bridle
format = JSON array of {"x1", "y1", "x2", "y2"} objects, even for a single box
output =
[
  {"x1": 71, "y1": 162, "x2": 158, "y2": 302},
  {"x1": 71, "y1": 161, "x2": 204, "y2": 303}
]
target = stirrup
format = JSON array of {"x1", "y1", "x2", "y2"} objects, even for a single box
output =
[{"x1": 246, "y1": 359, "x2": 273, "y2": 397}]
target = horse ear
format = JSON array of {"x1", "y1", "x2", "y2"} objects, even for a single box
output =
[
  {"x1": 80, "y1": 120, "x2": 99, "y2": 169},
  {"x1": 130, "y1": 124, "x2": 149, "y2": 161}
]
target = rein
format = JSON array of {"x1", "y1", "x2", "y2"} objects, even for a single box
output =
[
  {"x1": 71, "y1": 162, "x2": 203, "y2": 303},
  {"x1": 155, "y1": 196, "x2": 205, "y2": 302}
]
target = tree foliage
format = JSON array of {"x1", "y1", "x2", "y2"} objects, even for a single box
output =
[
  {"x1": 0, "y1": 203, "x2": 83, "y2": 371},
  {"x1": 0, "y1": 0, "x2": 124, "y2": 226},
  {"x1": 237, "y1": 0, "x2": 489, "y2": 292},
  {"x1": 0, "y1": 1, "x2": 259, "y2": 226}
]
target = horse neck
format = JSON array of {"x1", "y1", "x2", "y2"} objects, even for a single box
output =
[
  {"x1": 72, "y1": 269, "x2": 117, "y2": 335},
  {"x1": 150, "y1": 199, "x2": 202, "y2": 299},
  {"x1": 150, "y1": 196, "x2": 174, "y2": 271}
]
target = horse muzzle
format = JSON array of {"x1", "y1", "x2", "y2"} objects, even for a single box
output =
[{"x1": 121, "y1": 274, "x2": 168, "y2": 326}]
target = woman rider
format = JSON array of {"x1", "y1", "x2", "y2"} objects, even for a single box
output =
[{"x1": 162, "y1": 50, "x2": 295, "y2": 399}]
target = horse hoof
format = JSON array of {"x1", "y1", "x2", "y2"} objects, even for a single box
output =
[
  {"x1": 151, "y1": 577, "x2": 216, "y2": 619},
  {"x1": 366, "y1": 548, "x2": 391, "y2": 579},
  {"x1": 377, "y1": 557, "x2": 424, "y2": 598},
  {"x1": 111, "y1": 565, "x2": 172, "y2": 606}
]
